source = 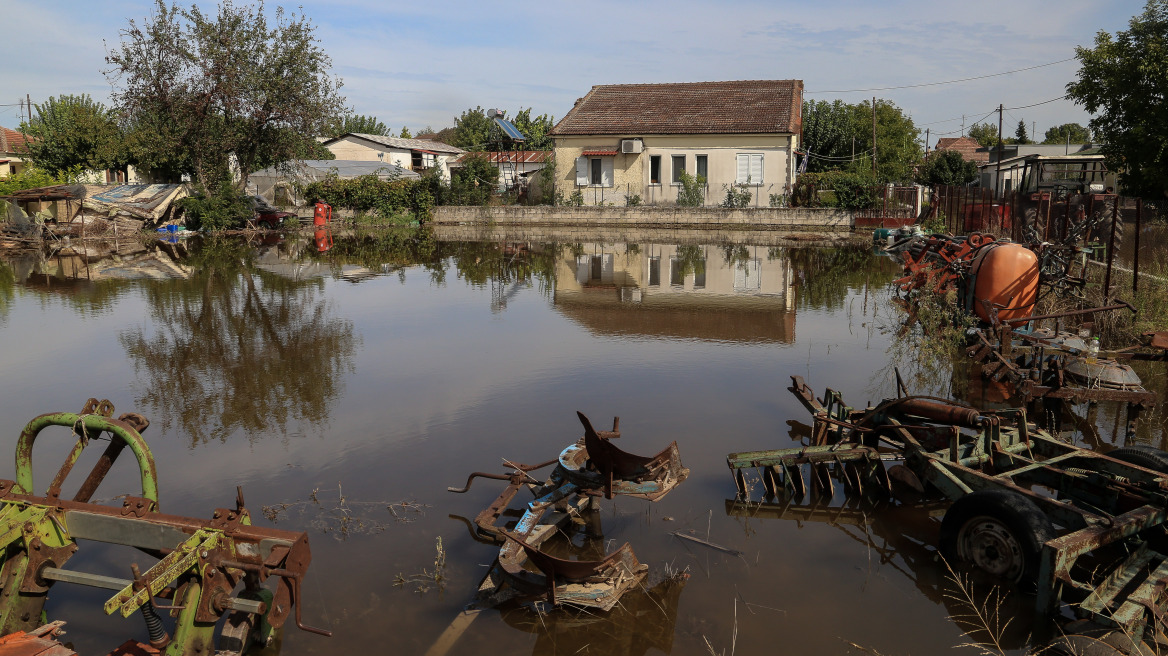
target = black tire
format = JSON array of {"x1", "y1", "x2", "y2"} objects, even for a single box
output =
[
  {"x1": 940, "y1": 489, "x2": 1054, "y2": 586},
  {"x1": 1108, "y1": 445, "x2": 1168, "y2": 473}
]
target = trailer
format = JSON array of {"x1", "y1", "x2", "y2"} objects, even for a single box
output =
[{"x1": 727, "y1": 376, "x2": 1168, "y2": 648}]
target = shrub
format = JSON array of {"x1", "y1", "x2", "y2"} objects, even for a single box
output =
[
  {"x1": 769, "y1": 193, "x2": 789, "y2": 208},
  {"x1": 676, "y1": 171, "x2": 706, "y2": 206},
  {"x1": 625, "y1": 193, "x2": 642, "y2": 207},
  {"x1": 568, "y1": 190, "x2": 584, "y2": 206},
  {"x1": 721, "y1": 183, "x2": 752, "y2": 208},
  {"x1": 299, "y1": 170, "x2": 439, "y2": 222},
  {"x1": 178, "y1": 182, "x2": 254, "y2": 232}
]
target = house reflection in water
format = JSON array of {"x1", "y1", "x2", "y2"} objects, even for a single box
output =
[{"x1": 554, "y1": 243, "x2": 796, "y2": 343}]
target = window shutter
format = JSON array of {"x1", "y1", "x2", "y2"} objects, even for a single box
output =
[
  {"x1": 751, "y1": 154, "x2": 764, "y2": 185},
  {"x1": 736, "y1": 154, "x2": 749, "y2": 184},
  {"x1": 576, "y1": 157, "x2": 588, "y2": 186},
  {"x1": 602, "y1": 159, "x2": 614, "y2": 187}
]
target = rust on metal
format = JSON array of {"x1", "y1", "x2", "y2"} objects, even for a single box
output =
[{"x1": 447, "y1": 410, "x2": 687, "y2": 612}]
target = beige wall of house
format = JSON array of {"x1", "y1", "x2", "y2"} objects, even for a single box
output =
[
  {"x1": 553, "y1": 134, "x2": 797, "y2": 206},
  {"x1": 325, "y1": 136, "x2": 455, "y2": 180},
  {"x1": 555, "y1": 242, "x2": 795, "y2": 301},
  {"x1": 0, "y1": 158, "x2": 26, "y2": 178}
]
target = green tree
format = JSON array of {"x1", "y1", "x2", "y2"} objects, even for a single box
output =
[
  {"x1": 849, "y1": 99, "x2": 921, "y2": 182},
  {"x1": 801, "y1": 99, "x2": 855, "y2": 173},
  {"x1": 1067, "y1": 0, "x2": 1168, "y2": 198},
  {"x1": 21, "y1": 95, "x2": 128, "y2": 175},
  {"x1": 104, "y1": 0, "x2": 345, "y2": 191},
  {"x1": 330, "y1": 114, "x2": 389, "y2": 137},
  {"x1": 917, "y1": 149, "x2": 978, "y2": 187},
  {"x1": 1014, "y1": 120, "x2": 1032, "y2": 144},
  {"x1": 399, "y1": 126, "x2": 412, "y2": 139},
  {"x1": 1043, "y1": 123, "x2": 1091, "y2": 144},
  {"x1": 450, "y1": 153, "x2": 494, "y2": 204},
  {"x1": 509, "y1": 108, "x2": 555, "y2": 151},
  {"x1": 968, "y1": 123, "x2": 999, "y2": 149},
  {"x1": 451, "y1": 107, "x2": 492, "y2": 151}
]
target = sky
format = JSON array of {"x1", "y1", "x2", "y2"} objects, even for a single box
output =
[{"x1": 2, "y1": 0, "x2": 1149, "y2": 147}]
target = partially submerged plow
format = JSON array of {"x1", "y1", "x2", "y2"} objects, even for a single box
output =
[
  {"x1": 728, "y1": 377, "x2": 1168, "y2": 646},
  {"x1": 0, "y1": 399, "x2": 330, "y2": 655},
  {"x1": 448, "y1": 411, "x2": 688, "y2": 611}
]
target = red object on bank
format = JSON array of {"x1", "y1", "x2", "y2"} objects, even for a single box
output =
[{"x1": 313, "y1": 202, "x2": 332, "y2": 226}]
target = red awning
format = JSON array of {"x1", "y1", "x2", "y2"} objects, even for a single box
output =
[{"x1": 582, "y1": 149, "x2": 618, "y2": 156}]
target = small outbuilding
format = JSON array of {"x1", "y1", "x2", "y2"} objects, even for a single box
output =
[{"x1": 248, "y1": 160, "x2": 418, "y2": 206}]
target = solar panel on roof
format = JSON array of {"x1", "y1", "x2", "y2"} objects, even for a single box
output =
[{"x1": 493, "y1": 117, "x2": 526, "y2": 141}]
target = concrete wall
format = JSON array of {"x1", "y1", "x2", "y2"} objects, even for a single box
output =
[
  {"x1": 552, "y1": 133, "x2": 797, "y2": 206},
  {"x1": 430, "y1": 205, "x2": 850, "y2": 230}
]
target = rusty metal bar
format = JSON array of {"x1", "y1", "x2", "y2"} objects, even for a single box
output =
[
  {"x1": 1104, "y1": 194, "x2": 1119, "y2": 300},
  {"x1": 1000, "y1": 301, "x2": 1133, "y2": 325},
  {"x1": 1134, "y1": 198, "x2": 1142, "y2": 294}
]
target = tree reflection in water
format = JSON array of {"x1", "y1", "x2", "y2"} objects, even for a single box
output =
[{"x1": 120, "y1": 238, "x2": 358, "y2": 444}]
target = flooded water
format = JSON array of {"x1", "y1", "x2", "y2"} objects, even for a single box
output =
[{"x1": 0, "y1": 227, "x2": 1165, "y2": 655}]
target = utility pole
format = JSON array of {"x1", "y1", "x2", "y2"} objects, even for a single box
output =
[
  {"x1": 871, "y1": 96, "x2": 877, "y2": 177},
  {"x1": 995, "y1": 104, "x2": 1004, "y2": 198},
  {"x1": 962, "y1": 115, "x2": 965, "y2": 136},
  {"x1": 924, "y1": 128, "x2": 930, "y2": 161},
  {"x1": 1032, "y1": 121, "x2": 1036, "y2": 143}
]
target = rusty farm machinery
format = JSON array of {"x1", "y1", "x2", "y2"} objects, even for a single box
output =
[
  {"x1": 0, "y1": 399, "x2": 330, "y2": 655},
  {"x1": 727, "y1": 377, "x2": 1168, "y2": 648},
  {"x1": 447, "y1": 411, "x2": 688, "y2": 611}
]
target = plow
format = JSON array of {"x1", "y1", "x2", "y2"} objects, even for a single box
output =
[
  {"x1": 0, "y1": 399, "x2": 329, "y2": 655},
  {"x1": 727, "y1": 377, "x2": 1168, "y2": 648}
]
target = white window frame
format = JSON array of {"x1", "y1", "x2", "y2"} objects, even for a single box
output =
[
  {"x1": 576, "y1": 156, "x2": 613, "y2": 187},
  {"x1": 735, "y1": 153, "x2": 764, "y2": 185}
]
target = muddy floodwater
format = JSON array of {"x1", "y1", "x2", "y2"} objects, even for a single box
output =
[{"x1": 1, "y1": 227, "x2": 1166, "y2": 655}]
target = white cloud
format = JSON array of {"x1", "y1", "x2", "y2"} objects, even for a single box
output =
[{"x1": 3, "y1": 0, "x2": 1148, "y2": 139}]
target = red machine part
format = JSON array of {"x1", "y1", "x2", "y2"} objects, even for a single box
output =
[{"x1": 969, "y1": 243, "x2": 1039, "y2": 323}]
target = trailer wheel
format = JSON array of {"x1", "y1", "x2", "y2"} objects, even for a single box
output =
[
  {"x1": 1109, "y1": 445, "x2": 1168, "y2": 473},
  {"x1": 940, "y1": 489, "x2": 1054, "y2": 585}
]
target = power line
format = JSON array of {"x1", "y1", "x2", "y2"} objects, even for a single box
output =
[{"x1": 805, "y1": 58, "x2": 1075, "y2": 94}]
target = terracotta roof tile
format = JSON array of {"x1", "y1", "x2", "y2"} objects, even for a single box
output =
[
  {"x1": 934, "y1": 136, "x2": 989, "y2": 164},
  {"x1": 0, "y1": 127, "x2": 35, "y2": 155},
  {"x1": 549, "y1": 80, "x2": 803, "y2": 136}
]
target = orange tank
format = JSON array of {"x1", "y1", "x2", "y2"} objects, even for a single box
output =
[{"x1": 968, "y1": 242, "x2": 1038, "y2": 323}]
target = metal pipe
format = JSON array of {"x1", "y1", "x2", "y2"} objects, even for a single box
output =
[
  {"x1": 1104, "y1": 194, "x2": 1118, "y2": 300},
  {"x1": 1000, "y1": 302, "x2": 1134, "y2": 325},
  {"x1": 40, "y1": 568, "x2": 266, "y2": 614},
  {"x1": 1134, "y1": 198, "x2": 1142, "y2": 294}
]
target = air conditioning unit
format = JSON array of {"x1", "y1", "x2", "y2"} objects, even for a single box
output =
[{"x1": 621, "y1": 139, "x2": 643, "y2": 154}]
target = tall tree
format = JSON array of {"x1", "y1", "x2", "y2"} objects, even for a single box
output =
[
  {"x1": 800, "y1": 99, "x2": 855, "y2": 172},
  {"x1": 104, "y1": 0, "x2": 345, "y2": 190},
  {"x1": 21, "y1": 95, "x2": 129, "y2": 175},
  {"x1": 1014, "y1": 120, "x2": 1032, "y2": 144},
  {"x1": 849, "y1": 99, "x2": 921, "y2": 182},
  {"x1": 1043, "y1": 123, "x2": 1091, "y2": 145},
  {"x1": 968, "y1": 123, "x2": 999, "y2": 148},
  {"x1": 509, "y1": 108, "x2": 555, "y2": 151},
  {"x1": 916, "y1": 149, "x2": 978, "y2": 187},
  {"x1": 330, "y1": 114, "x2": 389, "y2": 137},
  {"x1": 399, "y1": 126, "x2": 412, "y2": 139},
  {"x1": 451, "y1": 107, "x2": 492, "y2": 151},
  {"x1": 1067, "y1": 0, "x2": 1168, "y2": 197}
]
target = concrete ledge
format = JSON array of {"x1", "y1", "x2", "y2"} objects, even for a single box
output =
[{"x1": 430, "y1": 205, "x2": 852, "y2": 230}]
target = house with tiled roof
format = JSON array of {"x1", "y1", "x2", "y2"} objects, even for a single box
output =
[
  {"x1": 932, "y1": 136, "x2": 989, "y2": 165},
  {"x1": 320, "y1": 133, "x2": 466, "y2": 181},
  {"x1": 0, "y1": 127, "x2": 36, "y2": 178},
  {"x1": 549, "y1": 80, "x2": 803, "y2": 206}
]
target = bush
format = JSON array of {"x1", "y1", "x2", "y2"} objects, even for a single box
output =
[
  {"x1": 300, "y1": 170, "x2": 438, "y2": 222},
  {"x1": 676, "y1": 171, "x2": 706, "y2": 206},
  {"x1": 794, "y1": 171, "x2": 879, "y2": 210},
  {"x1": 178, "y1": 183, "x2": 254, "y2": 231},
  {"x1": 0, "y1": 165, "x2": 81, "y2": 196},
  {"x1": 769, "y1": 193, "x2": 789, "y2": 208},
  {"x1": 625, "y1": 193, "x2": 642, "y2": 207},
  {"x1": 568, "y1": 190, "x2": 584, "y2": 206},
  {"x1": 450, "y1": 154, "x2": 493, "y2": 206},
  {"x1": 721, "y1": 183, "x2": 752, "y2": 208}
]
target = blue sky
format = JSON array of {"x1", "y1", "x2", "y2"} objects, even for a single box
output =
[{"x1": 4, "y1": 0, "x2": 1148, "y2": 146}]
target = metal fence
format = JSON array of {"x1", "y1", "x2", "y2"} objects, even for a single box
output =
[{"x1": 853, "y1": 186, "x2": 920, "y2": 228}]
